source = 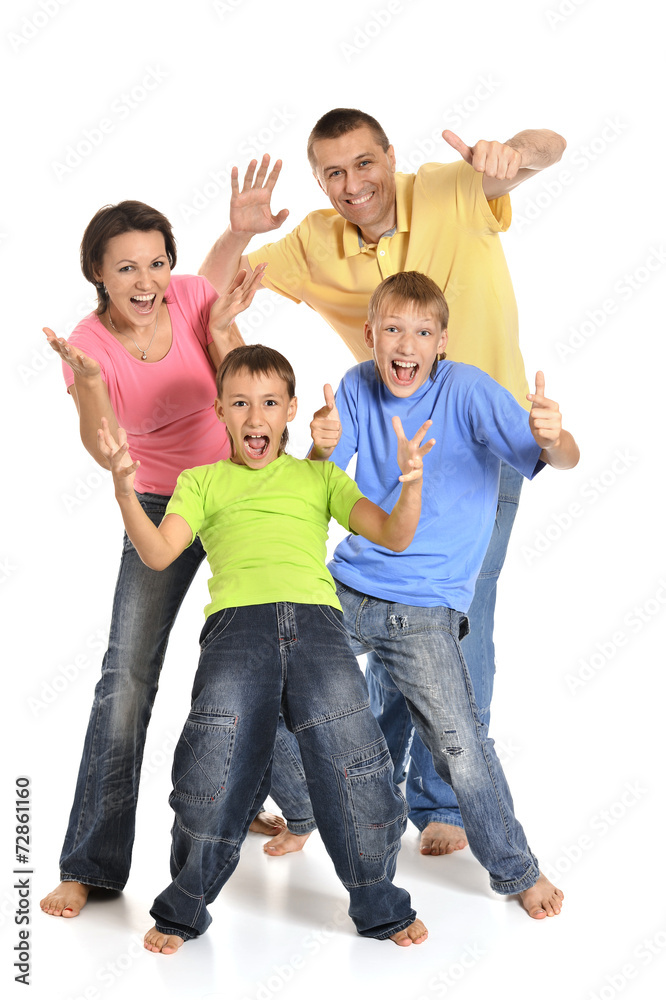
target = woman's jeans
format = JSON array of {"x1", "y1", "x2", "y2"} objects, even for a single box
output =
[
  {"x1": 366, "y1": 462, "x2": 524, "y2": 831},
  {"x1": 150, "y1": 603, "x2": 414, "y2": 941},
  {"x1": 59, "y1": 492, "x2": 207, "y2": 889}
]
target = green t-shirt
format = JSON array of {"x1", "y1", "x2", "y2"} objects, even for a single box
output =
[{"x1": 166, "y1": 453, "x2": 364, "y2": 618}]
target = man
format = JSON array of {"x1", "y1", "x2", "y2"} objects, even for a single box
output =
[{"x1": 200, "y1": 108, "x2": 566, "y2": 857}]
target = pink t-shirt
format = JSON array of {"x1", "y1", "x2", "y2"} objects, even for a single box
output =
[{"x1": 63, "y1": 274, "x2": 230, "y2": 495}]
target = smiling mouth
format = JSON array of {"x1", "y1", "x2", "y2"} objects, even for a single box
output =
[
  {"x1": 130, "y1": 293, "x2": 156, "y2": 314},
  {"x1": 244, "y1": 434, "x2": 270, "y2": 459},
  {"x1": 347, "y1": 191, "x2": 374, "y2": 206},
  {"x1": 392, "y1": 360, "x2": 418, "y2": 384}
]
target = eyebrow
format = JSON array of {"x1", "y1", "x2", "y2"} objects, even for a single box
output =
[
  {"x1": 384, "y1": 314, "x2": 436, "y2": 324},
  {"x1": 113, "y1": 255, "x2": 167, "y2": 265}
]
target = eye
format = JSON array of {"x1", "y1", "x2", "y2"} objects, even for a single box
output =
[
  {"x1": 417, "y1": 329, "x2": 433, "y2": 337},
  {"x1": 359, "y1": 160, "x2": 372, "y2": 167},
  {"x1": 151, "y1": 260, "x2": 165, "y2": 268},
  {"x1": 119, "y1": 265, "x2": 133, "y2": 273},
  {"x1": 231, "y1": 400, "x2": 247, "y2": 407},
  {"x1": 264, "y1": 399, "x2": 278, "y2": 406},
  {"x1": 385, "y1": 326, "x2": 398, "y2": 333}
]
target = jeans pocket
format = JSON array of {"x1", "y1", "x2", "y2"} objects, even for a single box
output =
[
  {"x1": 171, "y1": 710, "x2": 237, "y2": 804},
  {"x1": 342, "y1": 740, "x2": 406, "y2": 860},
  {"x1": 199, "y1": 608, "x2": 236, "y2": 651},
  {"x1": 316, "y1": 604, "x2": 350, "y2": 638}
]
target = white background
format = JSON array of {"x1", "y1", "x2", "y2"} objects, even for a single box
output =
[{"x1": 2, "y1": 1, "x2": 664, "y2": 999}]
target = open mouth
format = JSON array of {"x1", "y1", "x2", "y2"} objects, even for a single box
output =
[
  {"x1": 243, "y1": 434, "x2": 270, "y2": 459},
  {"x1": 347, "y1": 191, "x2": 374, "y2": 207},
  {"x1": 130, "y1": 293, "x2": 156, "y2": 315},
  {"x1": 391, "y1": 360, "x2": 418, "y2": 385}
]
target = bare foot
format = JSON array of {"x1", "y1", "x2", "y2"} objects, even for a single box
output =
[
  {"x1": 249, "y1": 810, "x2": 286, "y2": 836},
  {"x1": 40, "y1": 881, "x2": 90, "y2": 917},
  {"x1": 390, "y1": 918, "x2": 429, "y2": 947},
  {"x1": 263, "y1": 829, "x2": 312, "y2": 856},
  {"x1": 420, "y1": 822, "x2": 468, "y2": 856},
  {"x1": 518, "y1": 873, "x2": 564, "y2": 919},
  {"x1": 144, "y1": 926, "x2": 185, "y2": 955}
]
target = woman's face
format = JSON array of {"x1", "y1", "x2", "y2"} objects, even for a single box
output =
[{"x1": 94, "y1": 230, "x2": 171, "y2": 329}]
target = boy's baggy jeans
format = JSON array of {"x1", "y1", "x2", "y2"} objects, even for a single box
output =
[
  {"x1": 150, "y1": 603, "x2": 416, "y2": 942},
  {"x1": 332, "y1": 583, "x2": 540, "y2": 895}
]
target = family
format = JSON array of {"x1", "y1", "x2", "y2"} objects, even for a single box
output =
[{"x1": 40, "y1": 108, "x2": 577, "y2": 952}]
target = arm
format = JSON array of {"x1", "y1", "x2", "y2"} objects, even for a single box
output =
[
  {"x1": 442, "y1": 128, "x2": 567, "y2": 199},
  {"x1": 527, "y1": 371, "x2": 579, "y2": 470},
  {"x1": 309, "y1": 384, "x2": 341, "y2": 460},
  {"x1": 98, "y1": 418, "x2": 193, "y2": 570},
  {"x1": 45, "y1": 327, "x2": 118, "y2": 470},
  {"x1": 199, "y1": 155, "x2": 288, "y2": 295},
  {"x1": 349, "y1": 418, "x2": 435, "y2": 551},
  {"x1": 206, "y1": 265, "x2": 267, "y2": 368}
]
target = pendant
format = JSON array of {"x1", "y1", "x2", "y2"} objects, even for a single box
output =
[{"x1": 141, "y1": 352, "x2": 147, "y2": 360}]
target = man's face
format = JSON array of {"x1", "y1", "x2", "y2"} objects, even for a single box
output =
[
  {"x1": 311, "y1": 126, "x2": 397, "y2": 241},
  {"x1": 365, "y1": 299, "x2": 448, "y2": 398}
]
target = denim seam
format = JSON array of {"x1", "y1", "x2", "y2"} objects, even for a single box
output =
[
  {"x1": 59, "y1": 873, "x2": 125, "y2": 891},
  {"x1": 290, "y1": 700, "x2": 370, "y2": 733}
]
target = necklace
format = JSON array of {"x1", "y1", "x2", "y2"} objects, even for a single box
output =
[{"x1": 108, "y1": 306, "x2": 160, "y2": 360}]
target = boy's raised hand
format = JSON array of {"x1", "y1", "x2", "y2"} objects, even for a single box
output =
[
  {"x1": 310, "y1": 384, "x2": 341, "y2": 459},
  {"x1": 527, "y1": 371, "x2": 562, "y2": 449},
  {"x1": 97, "y1": 417, "x2": 139, "y2": 496},
  {"x1": 393, "y1": 417, "x2": 436, "y2": 483}
]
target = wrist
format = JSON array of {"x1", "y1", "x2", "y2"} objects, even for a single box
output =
[{"x1": 226, "y1": 223, "x2": 256, "y2": 244}]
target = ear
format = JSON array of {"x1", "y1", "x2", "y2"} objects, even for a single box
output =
[
  {"x1": 363, "y1": 321, "x2": 374, "y2": 350},
  {"x1": 387, "y1": 144, "x2": 396, "y2": 172},
  {"x1": 214, "y1": 398, "x2": 225, "y2": 423},
  {"x1": 313, "y1": 169, "x2": 326, "y2": 194},
  {"x1": 437, "y1": 329, "x2": 448, "y2": 354},
  {"x1": 287, "y1": 396, "x2": 298, "y2": 422}
]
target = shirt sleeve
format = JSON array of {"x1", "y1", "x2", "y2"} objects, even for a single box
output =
[
  {"x1": 175, "y1": 274, "x2": 219, "y2": 347},
  {"x1": 466, "y1": 372, "x2": 543, "y2": 479},
  {"x1": 247, "y1": 224, "x2": 308, "y2": 304},
  {"x1": 325, "y1": 462, "x2": 365, "y2": 532},
  {"x1": 327, "y1": 367, "x2": 361, "y2": 473},
  {"x1": 419, "y1": 160, "x2": 511, "y2": 235},
  {"x1": 165, "y1": 467, "x2": 206, "y2": 545}
]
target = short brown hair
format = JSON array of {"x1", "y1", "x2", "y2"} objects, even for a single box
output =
[
  {"x1": 80, "y1": 201, "x2": 177, "y2": 315},
  {"x1": 368, "y1": 272, "x2": 449, "y2": 330},
  {"x1": 216, "y1": 344, "x2": 296, "y2": 454},
  {"x1": 307, "y1": 108, "x2": 390, "y2": 169}
]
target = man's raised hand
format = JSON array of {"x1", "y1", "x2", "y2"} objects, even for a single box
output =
[
  {"x1": 393, "y1": 417, "x2": 436, "y2": 483},
  {"x1": 527, "y1": 371, "x2": 562, "y2": 448},
  {"x1": 97, "y1": 418, "x2": 139, "y2": 496},
  {"x1": 310, "y1": 384, "x2": 341, "y2": 459},
  {"x1": 442, "y1": 130, "x2": 522, "y2": 181},
  {"x1": 229, "y1": 154, "x2": 289, "y2": 236}
]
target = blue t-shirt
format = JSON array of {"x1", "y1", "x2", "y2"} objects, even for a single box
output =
[{"x1": 327, "y1": 360, "x2": 543, "y2": 612}]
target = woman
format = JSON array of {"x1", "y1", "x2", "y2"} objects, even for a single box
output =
[{"x1": 40, "y1": 199, "x2": 282, "y2": 918}]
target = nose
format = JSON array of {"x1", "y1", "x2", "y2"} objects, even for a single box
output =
[
  {"x1": 344, "y1": 169, "x2": 365, "y2": 196},
  {"x1": 245, "y1": 403, "x2": 263, "y2": 426},
  {"x1": 134, "y1": 268, "x2": 153, "y2": 290},
  {"x1": 396, "y1": 331, "x2": 414, "y2": 355}
]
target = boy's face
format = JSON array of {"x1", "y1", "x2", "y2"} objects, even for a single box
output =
[
  {"x1": 364, "y1": 299, "x2": 448, "y2": 398},
  {"x1": 215, "y1": 369, "x2": 297, "y2": 469}
]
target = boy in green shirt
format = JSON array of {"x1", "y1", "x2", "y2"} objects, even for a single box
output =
[{"x1": 98, "y1": 344, "x2": 434, "y2": 954}]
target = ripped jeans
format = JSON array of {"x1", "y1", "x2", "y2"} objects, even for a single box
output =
[
  {"x1": 333, "y1": 583, "x2": 540, "y2": 894},
  {"x1": 150, "y1": 602, "x2": 415, "y2": 942}
]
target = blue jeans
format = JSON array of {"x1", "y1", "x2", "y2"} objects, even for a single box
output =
[
  {"x1": 150, "y1": 603, "x2": 415, "y2": 941},
  {"x1": 366, "y1": 462, "x2": 524, "y2": 830},
  {"x1": 60, "y1": 493, "x2": 207, "y2": 890},
  {"x1": 333, "y1": 585, "x2": 539, "y2": 893}
]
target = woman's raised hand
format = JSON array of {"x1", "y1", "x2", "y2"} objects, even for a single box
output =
[{"x1": 44, "y1": 327, "x2": 101, "y2": 380}]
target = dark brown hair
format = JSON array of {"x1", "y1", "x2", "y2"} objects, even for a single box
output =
[
  {"x1": 216, "y1": 344, "x2": 296, "y2": 454},
  {"x1": 307, "y1": 108, "x2": 390, "y2": 169},
  {"x1": 80, "y1": 201, "x2": 177, "y2": 315}
]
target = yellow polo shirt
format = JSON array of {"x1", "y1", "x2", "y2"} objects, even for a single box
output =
[{"x1": 248, "y1": 160, "x2": 529, "y2": 408}]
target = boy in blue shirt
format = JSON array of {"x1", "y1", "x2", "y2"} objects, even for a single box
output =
[
  {"x1": 309, "y1": 271, "x2": 579, "y2": 919},
  {"x1": 98, "y1": 344, "x2": 435, "y2": 953}
]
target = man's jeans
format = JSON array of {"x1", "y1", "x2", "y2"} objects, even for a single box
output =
[
  {"x1": 150, "y1": 603, "x2": 415, "y2": 941},
  {"x1": 333, "y1": 584, "x2": 539, "y2": 893},
  {"x1": 365, "y1": 462, "x2": 524, "y2": 830},
  {"x1": 60, "y1": 493, "x2": 207, "y2": 889}
]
